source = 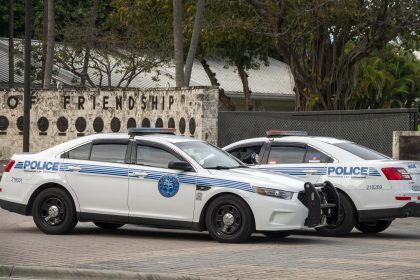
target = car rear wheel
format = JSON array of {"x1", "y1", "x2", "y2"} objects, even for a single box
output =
[
  {"x1": 32, "y1": 188, "x2": 77, "y2": 235},
  {"x1": 315, "y1": 192, "x2": 356, "y2": 237},
  {"x1": 205, "y1": 195, "x2": 254, "y2": 243},
  {"x1": 355, "y1": 220, "x2": 392, "y2": 234},
  {"x1": 93, "y1": 222, "x2": 125, "y2": 230},
  {"x1": 262, "y1": 231, "x2": 292, "y2": 239}
]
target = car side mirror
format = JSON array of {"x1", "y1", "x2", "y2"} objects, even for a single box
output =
[
  {"x1": 168, "y1": 161, "x2": 193, "y2": 171},
  {"x1": 250, "y1": 153, "x2": 260, "y2": 165}
]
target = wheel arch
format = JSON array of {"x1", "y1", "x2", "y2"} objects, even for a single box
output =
[
  {"x1": 197, "y1": 192, "x2": 256, "y2": 231},
  {"x1": 25, "y1": 182, "x2": 78, "y2": 216},
  {"x1": 334, "y1": 186, "x2": 359, "y2": 221}
]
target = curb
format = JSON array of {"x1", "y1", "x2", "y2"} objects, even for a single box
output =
[{"x1": 0, "y1": 265, "x2": 234, "y2": 280}]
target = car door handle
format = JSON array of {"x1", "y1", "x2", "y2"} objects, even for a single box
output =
[
  {"x1": 303, "y1": 169, "x2": 317, "y2": 174},
  {"x1": 129, "y1": 171, "x2": 148, "y2": 177},
  {"x1": 67, "y1": 166, "x2": 82, "y2": 172}
]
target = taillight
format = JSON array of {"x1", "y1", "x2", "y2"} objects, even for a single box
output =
[
  {"x1": 4, "y1": 160, "x2": 15, "y2": 173},
  {"x1": 382, "y1": 167, "x2": 412, "y2": 180}
]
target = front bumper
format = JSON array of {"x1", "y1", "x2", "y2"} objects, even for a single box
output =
[
  {"x1": 298, "y1": 181, "x2": 340, "y2": 227},
  {"x1": 358, "y1": 202, "x2": 420, "y2": 222}
]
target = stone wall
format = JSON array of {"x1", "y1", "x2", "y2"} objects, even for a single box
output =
[
  {"x1": 392, "y1": 131, "x2": 420, "y2": 160},
  {"x1": 0, "y1": 87, "x2": 218, "y2": 160}
]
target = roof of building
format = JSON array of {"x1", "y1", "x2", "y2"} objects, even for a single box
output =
[{"x1": 0, "y1": 38, "x2": 295, "y2": 99}]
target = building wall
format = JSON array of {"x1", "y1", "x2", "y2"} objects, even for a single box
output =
[{"x1": 0, "y1": 87, "x2": 218, "y2": 160}]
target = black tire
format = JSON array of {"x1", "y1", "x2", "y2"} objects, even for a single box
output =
[
  {"x1": 262, "y1": 231, "x2": 292, "y2": 239},
  {"x1": 93, "y1": 222, "x2": 124, "y2": 230},
  {"x1": 355, "y1": 220, "x2": 392, "y2": 234},
  {"x1": 205, "y1": 194, "x2": 254, "y2": 243},
  {"x1": 315, "y1": 192, "x2": 356, "y2": 237},
  {"x1": 32, "y1": 188, "x2": 77, "y2": 235}
]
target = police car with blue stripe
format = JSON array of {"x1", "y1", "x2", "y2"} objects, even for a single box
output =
[
  {"x1": 0, "y1": 128, "x2": 339, "y2": 243},
  {"x1": 224, "y1": 131, "x2": 420, "y2": 237}
]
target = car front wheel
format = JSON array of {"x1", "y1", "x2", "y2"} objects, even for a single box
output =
[
  {"x1": 315, "y1": 192, "x2": 356, "y2": 237},
  {"x1": 32, "y1": 188, "x2": 78, "y2": 235},
  {"x1": 355, "y1": 220, "x2": 392, "y2": 233},
  {"x1": 205, "y1": 194, "x2": 254, "y2": 243}
]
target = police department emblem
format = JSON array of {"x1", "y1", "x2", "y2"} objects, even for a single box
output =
[{"x1": 158, "y1": 175, "x2": 180, "y2": 198}]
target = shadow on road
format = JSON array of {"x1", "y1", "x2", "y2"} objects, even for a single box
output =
[
  {"x1": 294, "y1": 229, "x2": 420, "y2": 240},
  {"x1": 65, "y1": 225, "x2": 333, "y2": 245}
]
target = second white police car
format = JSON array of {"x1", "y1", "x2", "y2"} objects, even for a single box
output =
[
  {"x1": 0, "y1": 128, "x2": 339, "y2": 243},
  {"x1": 224, "y1": 131, "x2": 420, "y2": 236}
]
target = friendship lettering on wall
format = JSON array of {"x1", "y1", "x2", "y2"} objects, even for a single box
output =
[{"x1": 0, "y1": 88, "x2": 219, "y2": 159}]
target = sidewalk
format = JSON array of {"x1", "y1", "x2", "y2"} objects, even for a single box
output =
[{"x1": 0, "y1": 265, "x2": 230, "y2": 280}]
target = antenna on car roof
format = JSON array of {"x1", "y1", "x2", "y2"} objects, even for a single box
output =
[
  {"x1": 266, "y1": 130, "x2": 308, "y2": 138},
  {"x1": 128, "y1": 128, "x2": 176, "y2": 138}
]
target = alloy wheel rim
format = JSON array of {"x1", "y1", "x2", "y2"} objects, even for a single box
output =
[
  {"x1": 214, "y1": 204, "x2": 242, "y2": 235},
  {"x1": 40, "y1": 197, "x2": 66, "y2": 226}
]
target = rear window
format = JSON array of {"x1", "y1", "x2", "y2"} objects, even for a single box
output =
[{"x1": 333, "y1": 143, "x2": 390, "y2": 160}]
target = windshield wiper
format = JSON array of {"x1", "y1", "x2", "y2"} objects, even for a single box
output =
[{"x1": 206, "y1": 166, "x2": 232, "y2": 170}]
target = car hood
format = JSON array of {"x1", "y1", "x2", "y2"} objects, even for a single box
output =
[{"x1": 206, "y1": 168, "x2": 305, "y2": 192}]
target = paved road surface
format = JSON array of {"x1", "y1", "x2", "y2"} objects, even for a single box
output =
[{"x1": 1, "y1": 209, "x2": 420, "y2": 279}]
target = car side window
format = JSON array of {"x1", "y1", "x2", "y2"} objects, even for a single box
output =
[
  {"x1": 137, "y1": 145, "x2": 179, "y2": 169},
  {"x1": 305, "y1": 146, "x2": 334, "y2": 163},
  {"x1": 229, "y1": 145, "x2": 262, "y2": 164},
  {"x1": 67, "y1": 143, "x2": 91, "y2": 160},
  {"x1": 268, "y1": 146, "x2": 306, "y2": 164},
  {"x1": 90, "y1": 143, "x2": 128, "y2": 163}
]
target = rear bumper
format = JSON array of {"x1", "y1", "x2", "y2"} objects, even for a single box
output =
[
  {"x1": 0, "y1": 198, "x2": 27, "y2": 215},
  {"x1": 358, "y1": 202, "x2": 420, "y2": 222}
]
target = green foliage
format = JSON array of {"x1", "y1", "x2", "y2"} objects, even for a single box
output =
[
  {"x1": 353, "y1": 45, "x2": 420, "y2": 109},
  {"x1": 193, "y1": 0, "x2": 272, "y2": 70}
]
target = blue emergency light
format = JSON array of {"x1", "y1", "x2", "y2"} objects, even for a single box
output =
[
  {"x1": 266, "y1": 130, "x2": 308, "y2": 137},
  {"x1": 128, "y1": 128, "x2": 176, "y2": 136}
]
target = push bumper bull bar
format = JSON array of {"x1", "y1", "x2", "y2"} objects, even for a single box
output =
[{"x1": 299, "y1": 181, "x2": 341, "y2": 227}]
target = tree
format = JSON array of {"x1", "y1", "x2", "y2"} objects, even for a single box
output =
[
  {"x1": 81, "y1": 0, "x2": 100, "y2": 87},
  {"x1": 55, "y1": 0, "x2": 171, "y2": 88},
  {"x1": 8, "y1": 0, "x2": 14, "y2": 88},
  {"x1": 43, "y1": 0, "x2": 55, "y2": 88},
  {"x1": 184, "y1": 0, "x2": 205, "y2": 86},
  {"x1": 192, "y1": 0, "x2": 271, "y2": 110},
  {"x1": 172, "y1": 0, "x2": 206, "y2": 87},
  {"x1": 173, "y1": 0, "x2": 184, "y2": 87},
  {"x1": 353, "y1": 45, "x2": 420, "y2": 109},
  {"x1": 246, "y1": 0, "x2": 420, "y2": 111}
]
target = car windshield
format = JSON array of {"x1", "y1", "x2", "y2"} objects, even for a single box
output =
[
  {"x1": 174, "y1": 141, "x2": 244, "y2": 169},
  {"x1": 333, "y1": 142, "x2": 390, "y2": 160}
]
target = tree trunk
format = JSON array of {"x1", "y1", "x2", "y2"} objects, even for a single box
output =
[
  {"x1": 184, "y1": 0, "x2": 205, "y2": 86},
  {"x1": 173, "y1": 0, "x2": 184, "y2": 87},
  {"x1": 43, "y1": 0, "x2": 55, "y2": 89},
  {"x1": 201, "y1": 59, "x2": 236, "y2": 111},
  {"x1": 41, "y1": 0, "x2": 47, "y2": 87},
  {"x1": 236, "y1": 61, "x2": 253, "y2": 111},
  {"x1": 81, "y1": 0, "x2": 99, "y2": 87},
  {"x1": 8, "y1": 0, "x2": 14, "y2": 89}
]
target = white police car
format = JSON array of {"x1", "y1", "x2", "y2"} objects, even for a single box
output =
[
  {"x1": 0, "y1": 128, "x2": 339, "y2": 243},
  {"x1": 224, "y1": 131, "x2": 420, "y2": 237}
]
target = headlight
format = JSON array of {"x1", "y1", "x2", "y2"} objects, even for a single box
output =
[{"x1": 253, "y1": 187, "x2": 294, "y2": 200}]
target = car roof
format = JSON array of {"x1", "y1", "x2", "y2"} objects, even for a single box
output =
[
  {"x1": 135, "y1": 134, "x2": 203, "y2": 143},
  {"x1": 41, "y1": 133, "x2": 202, "y2": 157},
  {"x1": 224, "y1": 136, "x2": 350, "y2": 148}
]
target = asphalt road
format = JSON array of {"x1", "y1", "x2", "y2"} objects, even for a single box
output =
[{"x1": 1, "y1": 209, "x2": 420, "y2": 279}]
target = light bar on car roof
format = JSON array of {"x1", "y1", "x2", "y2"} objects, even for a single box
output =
[
  {"x1": 128, "y1": 128, "x2": 176, "y2": 136},
  {"x1": 266, "y1": 130, "x2": 308, "y2": 137}
]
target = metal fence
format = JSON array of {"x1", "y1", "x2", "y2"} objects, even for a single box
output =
[{"x1": 218, "y1": 109, "x2": 418, "y2": 156}]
